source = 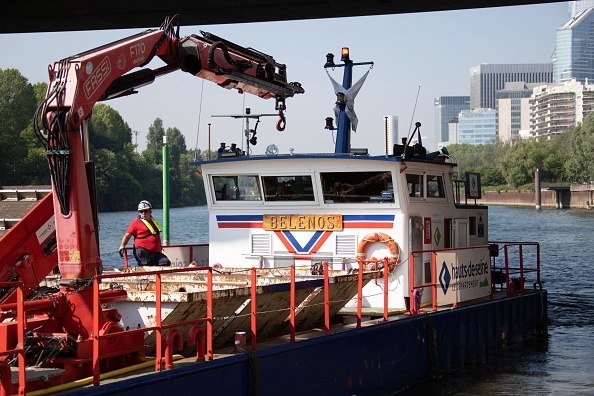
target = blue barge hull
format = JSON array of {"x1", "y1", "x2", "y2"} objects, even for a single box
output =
[{"x1": 70, "y1": 290, "x2": 547, "y2": 395}]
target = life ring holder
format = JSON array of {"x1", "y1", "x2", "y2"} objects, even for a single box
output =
[{"x1": 356, "y1": 232, "x2": 400, "y2": 272}]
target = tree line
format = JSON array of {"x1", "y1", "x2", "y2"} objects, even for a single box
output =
[
  {"x1": 0, "y1": 68, "x2": 213, "y2": 212},
  {"x1": 3, "y1": 68, "x2": 594, "y2": 210},
  {"x1": 446, "y1": 116, "x2": 594, "y2": 189}
]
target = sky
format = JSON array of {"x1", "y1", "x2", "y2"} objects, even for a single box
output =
[{"x1": 0, "y1": 2, "x2": 570, "y2": 156}]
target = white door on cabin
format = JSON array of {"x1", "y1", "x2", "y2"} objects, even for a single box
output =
[
  {"x1": 454, "y1": 219, "x2": 468, "y2": 248},
  {"x1": 409, "y1": 216, "x2": 424, "y2": 288}
]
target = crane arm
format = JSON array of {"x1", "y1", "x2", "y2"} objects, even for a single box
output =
[
  {"x1": 40, "y1": 17, "x2": 303, "y2": 132},
  {"x1": 33, "y1": 16, "x2": 304, "y2": 282}
]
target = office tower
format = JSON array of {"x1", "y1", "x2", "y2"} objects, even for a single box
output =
[
  {"x1": 496, "y1": 82, "x2": 538, "y2": 142},
  {"x1": 383, "y1": 115, "x2": 399, "y2": 155},
  {"x1": 530, "y1": 78, "x2": 594, "y2": 139},
  {"x1": 470, "y1": 64, "x2": 553, "y2": 110},
  {"x1": 569, "y1": 1, "x2": 594, "y2": 18},
  {"x1": 458, "y1": 108, "x2": 497, "y2": 145},
  {"x1": 434, "y1": 96, "x2": 470, "y2": 145},
  {"x1": 444, "y1": 118, "x2": 459, "y2": 147},
  {"x1": 552, "y1": 8, "x2": 594, "y2": 84}
]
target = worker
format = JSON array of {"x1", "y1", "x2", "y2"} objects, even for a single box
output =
[{"x1": 118, "y1": 200, "x2": 170, "y2": 266}]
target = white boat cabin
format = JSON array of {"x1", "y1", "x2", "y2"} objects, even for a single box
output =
[{"x1": 195, "y1": 153, "x2": 488, "y2": 310}]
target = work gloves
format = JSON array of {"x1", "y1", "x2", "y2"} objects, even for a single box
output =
[{"x1": 119, "y1": 246, "x2": 125, "y2": 258}]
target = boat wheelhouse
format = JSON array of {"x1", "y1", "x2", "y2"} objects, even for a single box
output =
[{"x1": 193, "y1": 149, "x2": 489, "y2": 311}]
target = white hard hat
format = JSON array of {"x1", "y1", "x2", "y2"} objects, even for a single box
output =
[{"x1": 138, "y1": 200, "x2": 152, "y2": 211}]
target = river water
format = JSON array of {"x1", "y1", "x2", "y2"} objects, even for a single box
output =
[{"x1": 97, "y1": 205, "x2": 594, "y2": 395}]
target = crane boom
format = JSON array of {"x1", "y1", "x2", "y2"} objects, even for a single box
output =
[{"x1": 33, "y1": 15, "x2": 304, "y2": 282}]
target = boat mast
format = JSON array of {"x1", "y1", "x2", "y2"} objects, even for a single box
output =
[{"x1": 324, "y1": 48, "x2": 373, "y2": 154}]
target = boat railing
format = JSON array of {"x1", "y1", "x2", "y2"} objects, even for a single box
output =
[
  {"x1": 453, "y1": 180, "x2": 483, "y2": 206},
  {"x1": 122, "y1": 244, "x2": 209, "y2": 268},
  {"x1": 488, "y1": 241, "x2": 542, "y2": 296},
  {"x1": 0, "y1": 282, "x2": 26, "y2": 396},
  {"x1": 91, "y1": 266, "x2": 214, "y2": 387},
  {"x1": 223, "y1": 262, "x2": 387, "y2": 350},
  {"x1": 454, "y1": 180, "x2": 463, "y2": 205},
  {"x1": 3, "y1": 262, "x2": 385, "y2": 392},
  {"x1": 408, "y1": 245, "x2": 492, "y2": 315},
  {"x1": 408, "y1": 242, "x2": 541, "y2": 316},
  {"x1": 89, "y1": 262, "x2": 384, "y2": 383}
]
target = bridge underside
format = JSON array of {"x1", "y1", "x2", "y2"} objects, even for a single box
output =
[{"x1": 2, "y1": 1, "x2": 564, "y2": 34}]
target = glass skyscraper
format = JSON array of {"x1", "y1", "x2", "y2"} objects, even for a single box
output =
[
  {"x1": 552, "y1": 7, "x2": 594, "y2": 84},
  {"x1": 470, "y1": 64, "x2": 553, "y2": 110},
  {"x1": 434, "y1": 96, "x2": 469, "y2": 144},
  {"x1": 569, "y1": 1, "x2": 594, "y2": 18},
  {"x1": 458, "y1": 109, "x2": 497, "y2": 145}
]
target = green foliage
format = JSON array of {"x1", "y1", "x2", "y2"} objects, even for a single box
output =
[
  {"x1": 0, "y1": 68, "x2": 206, "y2": 210},
  {"x1": 448, "y1": 141, "x2": 511, "y2": 186},
  {"x1": 143, "y1": 118, "x2": 165, "y2": 165},
  {"x1": 165, "y1": 127, "x2": 186, "y2": 207},
  {"x1": 448, "y1": 134, "x2": 575, "y2": 189},
  {"x1": 470, "y1": 166, "x2": 506, "y2": 186},
  {"x1": 567, "y1": 114, "x2": 594, "y2": 183},
  {"x1": 0, "y1": 69, "x2": 37, "y2": 184},
  {"x1": 179, "y1": 151, "x2": 206, "y2": 206},
  {"x1": 32, "y1": 82, "x2": 47, "y2": 104},
  {"x1": 88, "y1": 104, "x2": 133, "y2": 152}
]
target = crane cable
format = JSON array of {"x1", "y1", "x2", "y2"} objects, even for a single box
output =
[{"x1": 193, "y1": 79, "x2": 205, "y2": 161}]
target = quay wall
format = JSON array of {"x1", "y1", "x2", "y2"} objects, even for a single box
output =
[{"x1": 475, "y1": 189, "x2": 594, "y2": 209}]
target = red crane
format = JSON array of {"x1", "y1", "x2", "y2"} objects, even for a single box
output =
[{"x1": 0, "y1": 15, "x2": 304, "y2": 389}]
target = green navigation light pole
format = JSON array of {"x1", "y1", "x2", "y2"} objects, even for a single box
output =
[{"x1": 162, "y1": 135, "x2": 170, "y2": 245}]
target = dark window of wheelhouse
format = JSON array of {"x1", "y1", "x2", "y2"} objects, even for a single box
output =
[
  {"x1": 321, "y1": 171, "x2": 393, "y2": 203},
  {"x1": 262, "y1": 175, "x2": 314, "y2": 201},
  {"x1": 406, "y1": 174, "x2": 424, "y2": 198},
  {"x1": 426, "y1": 175, "x2": 445, "y2": 198},
  {"x1": 212, "y1": 175, "x2": 261, "y2": 201}
]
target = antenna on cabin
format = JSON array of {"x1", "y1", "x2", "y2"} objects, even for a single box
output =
[
  {"x1": 211, "y1": 109, "x2": 278, "y2": 156},
  {"x1": 404, "y1": 86, "x2": 421, "y2": 149}
]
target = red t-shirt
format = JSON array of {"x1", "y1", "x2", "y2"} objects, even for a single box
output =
[{"x1": 126, "y1": 217, "x2": 163, "y2": 252}]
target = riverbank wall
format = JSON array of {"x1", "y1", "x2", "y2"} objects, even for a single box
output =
[{"x1": 475, "y1": 184, "x2": 594, "y2": 209}]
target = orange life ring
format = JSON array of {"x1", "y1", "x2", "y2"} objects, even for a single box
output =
[{"x1": 356, "y1": 232, "x2": 400, "y2": 271}]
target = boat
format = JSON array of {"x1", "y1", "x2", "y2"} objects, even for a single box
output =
[{"x1": 0, "y1": 18, "x2": 547, "y2": 395}]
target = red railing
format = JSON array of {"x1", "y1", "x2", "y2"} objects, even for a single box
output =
[
  {"x1": 408, "y1": 245, "x2": 492, "y2": 315},
  {"x1": 91, "y1": 266, "x2": 214, "y2": 386},
  {"x1": 0, "y1": 282, "x2": 26, "y2": 396},
  {"x1": 490, "y1": 241, "x2": 541, "y2": 296},
  {"x1": 248, "y1": 261, "x2": 382, "y2": 350},
  {"x1": 354, "y1": 259, "x2": 389, "y2": 325},
  {"x1": 122, "y1": 244, "x2": 208, "y2": 268},
  {"x1": 2, "y1": 261, "x2": 382, "y2": 393},
  {"x1": 408, "y1": 242, "x2": 541, "y2": 315}
]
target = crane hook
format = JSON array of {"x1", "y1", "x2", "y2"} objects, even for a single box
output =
[
  {"x1": 275, "y1": 97, "x2": 286, "y2": 132},
  {"x1": 276, "y1": 110, "x2": 286, "y2": 131}
]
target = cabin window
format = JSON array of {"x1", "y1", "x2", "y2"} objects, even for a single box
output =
[
  {"x1": 212, "y1": 175, "x2": 262, "y2": 201},
  {"x1": 406, "y1": 174, "x2": 424, "y2": 198},
  {"x1": 426, "y1": 175, "x2": 445, "y2": 198},
  {"x1": 321, "y1": 171, "x2": 393, "y2": 203},
  {"x1": 262, "y1": 175, "x2": 314, "y2": 201}
]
